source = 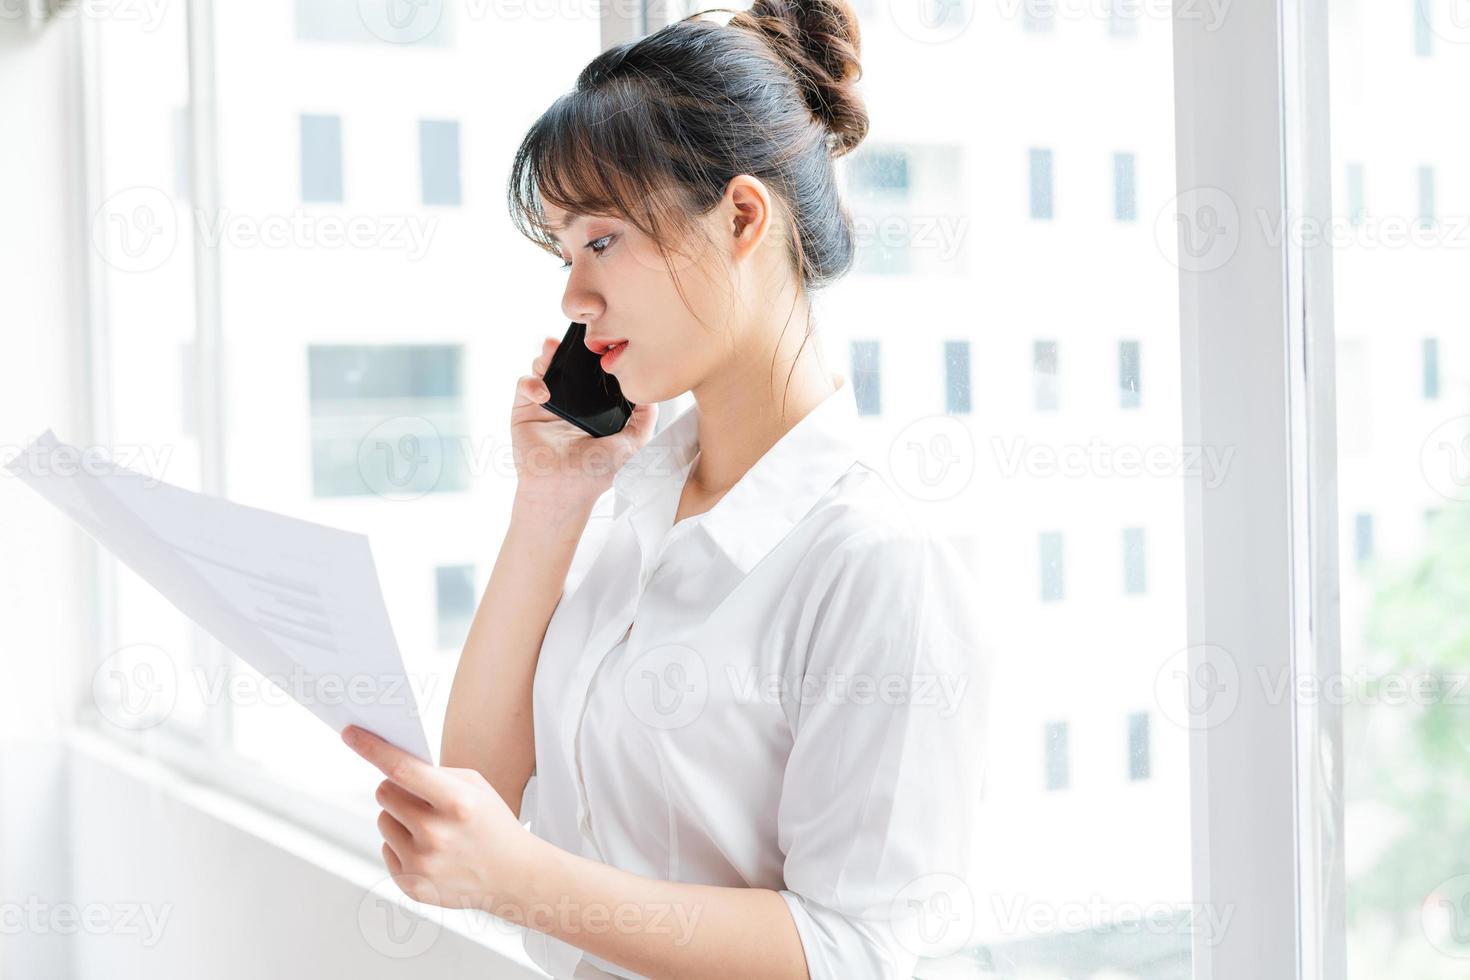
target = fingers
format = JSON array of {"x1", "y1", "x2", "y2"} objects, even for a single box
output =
[
  {"x1": 377, "y1": 778, "x2": 433, "y2": 832},
  {"x1": 342, "y1": 726, "x2": 449, "y2": 809},
  {"x1": 515, "y1": 374, "x2": 550, "y2": 406},
  {"x1": 381, "y1": 841, "x2": 403, "y2": 877},
  {"x1": 377, "y1": 809, "x2": 413, "y2": 856},
  {"x1": 532, "y1": 336, "x2": 559, "y2": 377},
  {"x1": 516, "y1": 337, "x2": 560, "y2": 408}
]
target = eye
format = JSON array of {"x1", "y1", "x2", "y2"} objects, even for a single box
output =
[{"x1": 558, "y1": 234, "x2": 615, "y2": 271}]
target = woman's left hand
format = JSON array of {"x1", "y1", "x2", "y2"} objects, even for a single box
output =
[{"x1": 342, "y1": 724, "x2": 531, "y2": 912}]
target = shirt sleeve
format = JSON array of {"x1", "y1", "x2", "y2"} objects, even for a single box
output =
[{"x1": 775, "y1": 526, "x2": 991, "y2": 979}]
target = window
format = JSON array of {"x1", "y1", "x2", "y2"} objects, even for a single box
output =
[
  {"x1": 1345, "y1": 162, "x2": 1365, "y2": 225},
  {"x1": 1028, "y1": 147, "x2": 1054, "y2": 220},
  {"x1": 850, "y1": 340, "x2": 881, "y2": 416},
  {"x1": 141, "y1": 0, "x2": 603, "y2": 852},
  {"x1": 1044, "y1": 721, "x2": 1069, "y2": 790},
  {"x1": 1023, "y1": 0, "x2": 1055, "y2": 33},
  {"x1": 1329, "y1": 10, "x2": 1470, "y2": 972},
  {"x1": 1127, "y1": 712, "x2": 1151, "y2": 781},
  {"x1": 1417, "y1": 164, "x2": 1436, "y2": 228},
  {"x1": 845, "y1": 144, "x2": 966, "y2": 276},
  {"x1": 1119, "y1": 339, "x2": 1141, "y2": 408},
  {"x1": 81, "y1": 0, "x2": 209, "y2": 742},
  {"x1": 307, "y1": 345, "x2": 469, "y2": 497},
  {"x1": 944, "y1": 340, "x2": 971, "y2": 415},
  {"x1": 172, "y1": 105, "x2": 190, "y2": 200},
  {"x1": 1039, "y1": 531, "x2": 1064, "y2": 601},
  {"x1": 1353, "y1": 512, "x2": 1374, "y2": 567},
  {"x1": 74, "y1": 0, "x2": 1445, "y2": 973},
  {"x1": 1336, "y1": 339, "x2": 1372, "y2": 454},
  {"x1": 299, "y1": 113, "x2": 343, "y2": 203},
  {"x1": 435, "y1": 564, "x2": 476, "y2": 650},
  {"x1": 1423, "y1": 337, "x2": 1440, "y2": 399},
  {"x1": 1123, "y1": 526, "x2": 1147, "y2": 594},
  {"x1": 180, "y1": 341, "x2": 196, "y2": 438},
  {"x1": 1109, "y1": 0, "x2": 1140, "y2": 37},
  {"x1": 846, "y1": 147, "x2": 911, "y2": 276},
  {"x1": 84, "y1": 0, "x2": 1209, "y2": 973},
  {"x1": 419, "y1": 119, "x2": 462, "y2": 206},
  {"x1": 1113, "y1": 152, "x2": 1137, "y2": 221},
  {"x1": 847, "y1": 147, "x2": 909, "y2": 194},
  {"x1": 295, "y1": 0, "x2": 452, "y2": 45},
  {"x1": 1033, "y1": 339, "x2": 1058, "y2": 410},
  {"x1": 1414, "y1": 0, "x2": 1433, "y2": 56}
]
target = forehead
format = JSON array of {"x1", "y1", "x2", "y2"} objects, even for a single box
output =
[
  {"x1": 543, "y1": 207, "x2": 628, "y2": 249},
  {"x1": 543, "y1": 203, "x2": 580, "y2": 231},
  {"x1": 544, "y1": 203, "x2": 626, "y2": 231}
]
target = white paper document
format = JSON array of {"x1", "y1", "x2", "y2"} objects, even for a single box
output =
[{"x1": 6, "y1": 429, "x2": 434, "y2": 763}]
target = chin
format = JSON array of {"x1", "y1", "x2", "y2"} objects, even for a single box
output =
[
  {"x1": 616, "y1": 378, "x2": 652, "y2": 406},
  {"x1": 615, "y1": 372, "x2": 678, "y2": 408}
]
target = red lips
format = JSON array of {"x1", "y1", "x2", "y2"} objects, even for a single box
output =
[{"x1": 585, "y1": 336, "x2": 629, "y2": 355}]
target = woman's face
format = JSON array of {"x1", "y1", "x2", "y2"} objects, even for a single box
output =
[{"x1": 543, "y1": 179, "x2": 780, "y2": 407}]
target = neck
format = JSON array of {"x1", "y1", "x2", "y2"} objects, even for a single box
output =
[{"x1": 685, "y1": 293, "x2": 838, "y2": 496}]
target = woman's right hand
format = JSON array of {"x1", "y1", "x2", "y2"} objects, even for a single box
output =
[{"x1": 511, "y1": 335, "x2": 658, "y2": 506}]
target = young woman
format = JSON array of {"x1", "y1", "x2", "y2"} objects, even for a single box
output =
[{"x1": 342, "y1": 1, "x2": 989, "y2": 976}]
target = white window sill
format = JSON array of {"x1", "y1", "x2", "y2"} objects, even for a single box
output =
[{"x1": 65, "y1": 726, "x2": 548, "y2": 977}]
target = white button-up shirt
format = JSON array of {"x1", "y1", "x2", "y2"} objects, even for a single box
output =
[{"x1": 521, "y1": 373, "x2": 990, "y2": 979}]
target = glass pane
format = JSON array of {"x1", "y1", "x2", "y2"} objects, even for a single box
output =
[
  {"x1": 298, "y1": 113, "x2": 343, "y2": 203},
  {"x1": 208, "y1": 0, "x2": 604, "y2": 816},
  {"x1": 305, "y1": 344, "x2": 470, "y2": 497},
  {"x1": 946, "y1": 339, "x2": 973, "y2": 415},
  {"x1": 672, "y1": 0, "x2": 1192, "y2": 974},
  {"x1": 1123, "y1": 527, "x2": 1147, "y2": 594},
  {"x1": 418, "y1": 118, "x2": 463, "y2": 207},
  {"x1": 1030, "y1": 147, "x2": 1055, "y2": 220},
  {"x1": 87, "y1": 4, "x2": 211, "y2": 737},
  {"x1": 851, "y1": 339, "x2": 883, "y2": 415},
  {"x1": 1034, "y1": 339, "x2": 1059, "y2": 411},
  {"x1": 1127, "y1": 711, "x2": 1151, "y2": 781},
  {"x1": 1328, "y1": 2, "x2": 1470, "y2": 977},
  {"x1": 1114, "y1": 152, "x2": 1138, "y2": 222},
  {"x1": 295, "y1": 0, "x2": 453, "y2": 46},
  {"x1": 434, "y1": 563, "x2": 477, "y2": 652}
]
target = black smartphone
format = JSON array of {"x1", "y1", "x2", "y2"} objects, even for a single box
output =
[{"x1": 540, "y1": 321, "x2": 636, "y2": 438}]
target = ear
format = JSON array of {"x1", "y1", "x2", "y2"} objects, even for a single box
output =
[{"x1": 722, "y1": 174, "x2": 774, "y2": 264}]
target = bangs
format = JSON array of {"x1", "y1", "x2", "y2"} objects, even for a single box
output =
[{"x1": 506, "y1": 85, "x2": 707, "y2": 261}]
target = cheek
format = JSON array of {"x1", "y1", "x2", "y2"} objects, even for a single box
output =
[
  {"x1": 611, "y1": 244, "x2": 729, "y2": 370},
  {"x1": 620, "y1": 235, "x2": 677, "y2": 282},
  {"x1": 624, "y1": 228, "x2": 706, "y2": 277}
]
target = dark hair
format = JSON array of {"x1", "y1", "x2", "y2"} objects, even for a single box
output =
[{"x1": 506, "y1": 0, "x2": 869, "y2": 407}]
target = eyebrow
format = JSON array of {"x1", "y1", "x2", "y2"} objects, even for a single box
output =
[{"x1": 547, "y1": 213, "x2": 582, "y2": 237}]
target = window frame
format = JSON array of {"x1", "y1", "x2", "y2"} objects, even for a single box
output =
[{"x1": 1171, "y1": 0, "x2": 1345, "y2": 977}]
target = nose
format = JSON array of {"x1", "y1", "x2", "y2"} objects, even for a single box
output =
[{"x1": 560, "y1": 268, "x2": 605, "y2": 326}]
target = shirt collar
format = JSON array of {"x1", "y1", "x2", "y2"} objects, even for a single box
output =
[{"x1": 613, "y1": 372, "x2": 864, "y2": 575}]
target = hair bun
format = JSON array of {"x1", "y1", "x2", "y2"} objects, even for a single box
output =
[{"x1": 730, "y1": 0, "x2": 869, "y2": 157}]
